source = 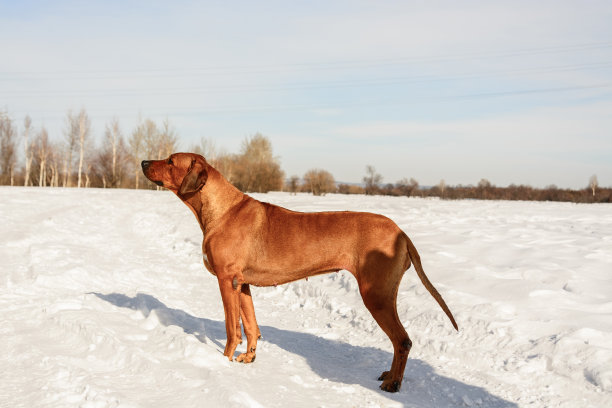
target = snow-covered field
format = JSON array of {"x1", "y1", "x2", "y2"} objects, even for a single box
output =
[{"x1": 1, "y1": 187, "x2": 611, "y2": 408}]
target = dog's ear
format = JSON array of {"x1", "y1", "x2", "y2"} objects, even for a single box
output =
[{"x1": 179, "y1": 158, "x2": 208, "y2": 196}]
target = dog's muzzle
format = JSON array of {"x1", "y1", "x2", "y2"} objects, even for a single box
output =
[{"x1": 141, "y1": 161, "x2": 164, "y2": 186}]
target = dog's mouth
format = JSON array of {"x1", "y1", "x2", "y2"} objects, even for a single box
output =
[{"x1": 153, "y1": 180, "x2": 164, "y2": 187}]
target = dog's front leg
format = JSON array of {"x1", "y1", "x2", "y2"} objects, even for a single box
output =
[
  {"x1": 236, "y1": 284, "x2": 260, "y2": 363},
  {"x1": 218, "y1": 276, "x2": 241, "y2": 361}
]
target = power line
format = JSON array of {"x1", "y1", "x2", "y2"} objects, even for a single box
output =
[
  {"x1": 3, "y1": 61, "x2": 612, "y2": 98},
  {"x1": 1, "y1": 41, "x2": 611, "y2": 80},
  {"x1": 7, "y1": 82, "x2": 612, "y2": 119}
]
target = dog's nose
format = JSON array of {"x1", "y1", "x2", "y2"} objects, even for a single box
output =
[{"x1": 141, "y1": 160, "x2": 151, "y2": 171}]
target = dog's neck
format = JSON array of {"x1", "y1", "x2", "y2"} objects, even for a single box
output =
[{"x1": 182, "y1": 166, "x2": 246, "y2": 235}]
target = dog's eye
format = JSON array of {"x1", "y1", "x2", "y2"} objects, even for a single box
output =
[{"x1": 168, "y1": 158, "x2": 174, "y2": 165}]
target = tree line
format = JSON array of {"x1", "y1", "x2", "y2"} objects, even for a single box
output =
[
  {"x1": 342, "y1": 173, "x2": 612, "y2": 203},
  {"x1": 0, "y1": 109, "x2": 284, "y2": 192},
  {"x1": 0, "y1": 109, "x2": 609, "y2": 203}
]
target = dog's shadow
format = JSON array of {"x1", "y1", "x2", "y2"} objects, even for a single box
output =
[{"x1": 92, "y1": 292, "x2": 516, "y2": 407}]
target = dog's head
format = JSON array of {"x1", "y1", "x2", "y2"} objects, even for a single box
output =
[{"x1": 141, "y1": 153, "x2": 208, "y2": 197}]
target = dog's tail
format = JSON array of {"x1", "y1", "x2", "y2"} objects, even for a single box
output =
[{"x1": 406, "y1": 235, "x2": 458, "y2": 331}]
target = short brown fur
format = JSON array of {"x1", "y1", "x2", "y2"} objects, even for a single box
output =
[{"x1": 141, "y1": 152, "x2": 457, "y2": 392}]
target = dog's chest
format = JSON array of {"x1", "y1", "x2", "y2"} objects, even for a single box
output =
[{"x1": 202, "y1": 250, "x2": 216, "y2": 276}]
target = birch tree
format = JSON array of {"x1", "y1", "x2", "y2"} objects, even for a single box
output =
[
  {"x1": 129, "y1": 120, "x2": 147, "y2": 189},
  {"x1": 438, "y1": 179, "x2": 446, "y2": 198},
  {"x1": 141, "y1": 119, "x2": 160, "y2": 159},
  {"x1": 76, "y1": 108, "x2": 91, "y2": 188},
  {"x1": 48, "y1": 143, "x2": 61, "y2": 187},
  {"x1": 97, "y1": 118, "x2": 127, "y2": 188},
  {"x1": 589, "y1": 175, "x2": 598, "y2": 197},
  {"x1": 35, "y1": 127, "x2": 50, "y2": 187},
  {"x1": 158, "y1": 118, "x2": 178, "y2": 159},
  {"x1": 63, "y1": 110, "x2": 79, "y2": 187},
  {"x1": 191, "y1": 137, "x2": 218, "y2": 163},
  {"x1": 107, "y1": 118, "x2": 122, "y2": 187},
  {"x1": 23, "y1": 115, "x2": 33, "y2": 186}
]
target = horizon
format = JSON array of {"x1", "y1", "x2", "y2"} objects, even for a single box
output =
[{"x1": 1, "y1": 0, "x2": 611, "y2": 189}]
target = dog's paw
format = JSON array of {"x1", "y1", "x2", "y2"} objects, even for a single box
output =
[
  {"x1": 380, "y1": 379, "x2": 401, "y2": 393},
  {"x1": 223, "y1": 340, "x2": 240, "y2": 361},
  {"x1": 377, "y1": 371, "x2": 390, "y2": 381},
  {"x1": 236, "y1": 352, "x2": 256, "y2": 363}
]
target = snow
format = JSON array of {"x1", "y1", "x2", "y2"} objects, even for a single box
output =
[{"x1": 1, "y1": 187, "x2": 611, "y2": 408}]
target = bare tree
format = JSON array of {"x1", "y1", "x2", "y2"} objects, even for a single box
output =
[
  {"x1": 23, "y1": 115, "x2": 33, "y2": 186},
  {"x1": 141, "y1": 119, "x2": 161, "y2": 189},
  {"x1": 363, "y1": 165, "x2": 383, "y2": 195},
  {"x1": 287, "y1": 175, "x2": 300, "y2": 195},
  {"x1": 337, "y1": 183, "x2": 365, "y2": 195},
  {"x1": 48, "y1": 142, "x2": 62, "y2": 187},
  {"x1": 214, "y1": 153, "x2": 236, "y2": 182},
  {"x1": 477, "y1": 178, "x2": 492, "y2": 199},
  {"x1": 589, "y1": 175, "x2": 598, "y2": 197},
  {"x1": 158, "y1": 118, "x2": 179, "y2": 159},
  {"x1": 232, "y1": 133, "x2": 284, "y2": 193},
  {"x1": 107, "y1": 118, "x2": 122, "y2": 187},
  {"x1": 191, "y1": 137, "x2": 220, "y2": 163},
  {"x1": 84, "y1": 163, "x2": 92, "y2": 188},
  {"x1": 477, "y1": 178, "x2": 492, "y2": 189},
  {"x1": 438, "y1": 179, "x2": 446, "y2": 198},
  {"x1": 190, "y1": 137, "x2": 234, "y2": 177},
  {"x1": 63, "y1": 110, "x2": 79, "y2": 187},
  {"x1": 0, "y1": 112, "x2": 18, "y2": 185},
  {"x1": 303, "y1": 169, "x2": 336, "y2": 196},
  {"x1": 76, "y1": 108, "x2": 91, "y2": 188},
  {"x1": 396, "y1": 177, "x2": 419, "y2": 196},
  {"x1": 141, "y1": 119, "x2": 159, "y2": 158},
  {"x1": 129, "y1": 120, "x2": 146, "y2": 189},
  {"x1": 95, "y1": 119, "x2": 128, "y2": 188},
  {"x1": 128, "y1": 118, "x2": 178, "y2": 189},
  {"x1": 34, "y1": 127, "x2": 50, "y2": 187}
]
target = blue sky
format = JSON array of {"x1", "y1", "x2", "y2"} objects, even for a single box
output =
[{"x1": 1, "y1": 0, "x2": 611, "y2": 188}]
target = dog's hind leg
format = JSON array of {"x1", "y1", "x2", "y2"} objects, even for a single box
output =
[
  {"x1": 362, "y1": 288, "x2": 411, "y2": 392},
  {"x1": 357, "y1": 260, "x2": 411, "y2": 393},
  {"x1": 236, "y1": 284, "x2": 261, "y2": 363}
]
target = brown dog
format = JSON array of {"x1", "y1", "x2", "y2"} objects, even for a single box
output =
[{"x1": 141, "y1": 152, "x2": 457, "y2": 392}]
